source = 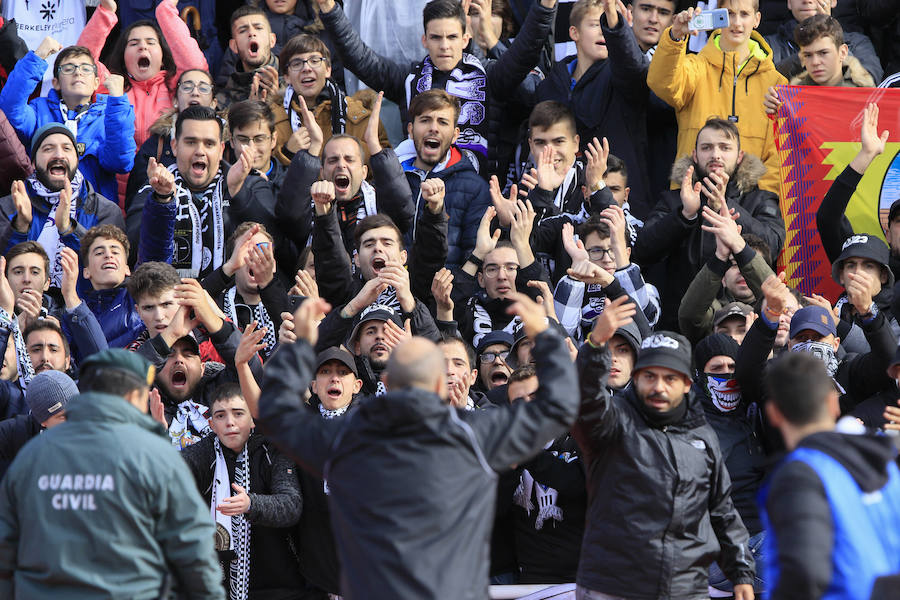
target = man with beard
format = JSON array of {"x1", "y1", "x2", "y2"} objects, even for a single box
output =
[
  {"x1": 453, "y1": 205, "x2": 550, "y2": 347},
  {"x1": 401, "y1": 90, "x2": 492, "y2": 268},
  {"x1": 677, "y1": 181, "x2": 774, "y2": 343},
  {"x1": 344, "y1": 305, "x2": 407, "y2": 397},
  {"x1": 136, "y1": 277, "x2": 264, "y2": 450},
  {"x1": 736, "y1": 274, "x2": 896, "y2": 418},
  {"x1": 216, "y1": 5, "x2": 281, "y2": 110},
  {"x1": 633, "y1": 118, "x2": 785, "y2": 331},
  {"x1": 23, "y1": 320, "x2": 70, "y2": 377},
  {"x1": 275, "y1": 89, "x2": 414, "y2": 258},
  {"x1": 0, "y1": 124, "x2": 124, "y2": 283},
  {"x1": 575, "y1": 297, "x2": 756, "y2": 600},
  {"x1": 129, "y1": 105, "x2": 278, "y2": 281},
  {"x1": 693, "y1": 333, "x2": 767, "y2": 596}
]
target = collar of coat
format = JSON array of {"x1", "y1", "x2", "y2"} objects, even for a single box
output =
[
  {"x1": 790, "y1": 55, "x2": 876, "y2": 88},
  {"x1": 669, "y1": 153, "x2": 767, "y2": 196}
]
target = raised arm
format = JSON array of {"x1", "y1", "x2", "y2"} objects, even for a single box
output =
[
  {"x1": 315, "y1": 0, "x2": 409, "y2": 103},
  {"x1": 258, "y1": 298, "x2": 340, "y2": 478},
  {"x1": 155, "y1": 0, "x2": 208, "y2": 79},
  {"x1": 465, "y1": 292, "x2": 579, "y2": 471},
  {"x1": 485, "y1": 0, "x2": 557, "y2": 95},
  {"x1": 646, "y1": 10, "x2": 704, "y2": 110}
]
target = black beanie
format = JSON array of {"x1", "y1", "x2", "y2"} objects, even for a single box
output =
[{"x1": 694, "y1": 333, "x2": 740, "y2": 375}]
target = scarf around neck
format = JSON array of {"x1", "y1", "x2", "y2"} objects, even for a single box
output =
[
  {"x1": 284, "y1": 79, "x2": 347, "y2": 136},
  {"x1": 169, "y1": 163, "x2": 226, "y2": 279},
  {"x1": 223, "y1": 286, "x2": 277, "y2": 360},
  {"x1": 27, "y1": 171, "x2": 84, "y2": 287},
  {"x1": 405, "y1": 54, "x2": 489, "y2": 159},
  {"x1": 212, "y1": 437, "x2": 251, "y2": 600}
]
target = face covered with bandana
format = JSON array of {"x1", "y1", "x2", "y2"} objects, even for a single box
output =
[
  {"x1": 699, "y1": 355, "x2": 741, "y2": 413},
  {"x1": 790, "y1": 340, "x2": 839, "y2": 377}
]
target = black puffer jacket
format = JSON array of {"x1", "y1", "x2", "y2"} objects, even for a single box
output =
[
  {"x1": 633, "y1": 155, "x2": 785, "y2": 331},
  {"x1": 574, "y1": 343, "x2": 755, "y2": 599}
]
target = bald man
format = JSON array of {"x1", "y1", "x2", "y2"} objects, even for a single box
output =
[{"x1": 259, "y1": 296, "x2": 579, "y2": 600}]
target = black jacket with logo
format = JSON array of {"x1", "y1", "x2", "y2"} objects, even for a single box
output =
[{"x1": 574, "y1": 343, "x2": 755, "y2": 598}]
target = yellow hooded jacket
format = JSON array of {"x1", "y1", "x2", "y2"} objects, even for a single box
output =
[{"x1": 648, "y1": 28, "x2": 787, "y2": 196}]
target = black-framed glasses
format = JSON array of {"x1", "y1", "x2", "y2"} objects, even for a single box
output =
[
  {"x1": 479, "y1": 351, "x2": 509, "y2": 363},
  {"x1": 586, "y1": 247, "x2": 615, "y2": 260},
  {"x1": 234, "y1": 134, "x2": 272, "y2": 146},
  {"x1": 58, "y1": 63, "x2": 97, "y2": 76},
  {"x1": 179, "y1": 81, "x2": 213, "y2": 94},
  {"x1": 288, "y1": 56, "x2": 326, "y2": 71}
]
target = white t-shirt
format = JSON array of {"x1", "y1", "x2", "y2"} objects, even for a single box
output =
[{"x1": 2, "y1": 0, "x2": 86, "y2": 96}]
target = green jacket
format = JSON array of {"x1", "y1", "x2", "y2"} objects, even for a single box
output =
[
  {"x1": 678, "y1": 245, "x2": 773, "y2": 344},
  {"x1": 0, "y1": 392, "x2": 224, "y2": 599}
]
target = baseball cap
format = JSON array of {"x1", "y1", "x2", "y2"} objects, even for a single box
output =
[
  {"x1": 632, "y1": 331, "x2": 692, "y2": 379},
  {"x1": 788, "y1": 305, "x2": 836, "y2": 340},
  {"x1": 475, "y1": 331, "x2": 514, "y2": 355},
  {"x1": 347, "y1": 304, "x2": 404, "y2": 345},
  {"x1": 79, "y1": 349, "x2": 155, "y2": 386},
  {"x1": 831, "y1": 234, "x2": 894, "y2": 287},
  {"x1": 31, "y1": 123, "x2": 77, "y2": 156},
  {"x1": 26, "y1": 370, "x2": 78, "y2": 424},
  {"x1": 713, "y1": 302, "x2": 753, "y2": 328},
  {"x1": 315, "y1": 347, "x2": 358, "y2": 377}
]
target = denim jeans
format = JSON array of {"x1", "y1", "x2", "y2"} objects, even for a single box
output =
[{"x1": 708, "y1": 530, "x2": 767, "y2": 593}]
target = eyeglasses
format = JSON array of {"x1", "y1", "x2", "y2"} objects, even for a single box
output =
[
  {"x1": 179, "y1": 81, "x2": 213, "y2": 94},
  {"x1": 234, "y1": 134, "x2": 272, "y2": 146},
  {"x1": 483, "y1": 264, "x2": 519, "y2": 278},
  {"x1": 479, "y1": 351, "x2": 509, "y2": 363},
  {"x1": 287, "y1": 56, "x2": 326, "y2": 71},
  {"x1": 58, "y1": 63, "x2": 97, "y2": 76},
  {"x1": 586, "y1": 247, "x2": 615, "y2": 260}
]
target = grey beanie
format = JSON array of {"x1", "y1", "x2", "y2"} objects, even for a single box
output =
[{"x1": 26, "y1": 370, "x2": 78, "y2": 424}]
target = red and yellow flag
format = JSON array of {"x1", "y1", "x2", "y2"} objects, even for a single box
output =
[{"x1": 775, "y1": 85, "x2": 900, "y2": 299}]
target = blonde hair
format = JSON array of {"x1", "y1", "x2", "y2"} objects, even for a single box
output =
[{"x1": 569, "y1": 0, "x2": 603, "y2": 29}]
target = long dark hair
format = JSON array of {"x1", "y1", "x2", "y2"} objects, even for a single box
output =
[{"x1": 106, "y1": 19, "x2": 178, "y2": 91}]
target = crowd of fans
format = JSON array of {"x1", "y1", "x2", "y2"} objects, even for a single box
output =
[{"x1": 0, "y1": 0, "x2": 899, "y2": 598}]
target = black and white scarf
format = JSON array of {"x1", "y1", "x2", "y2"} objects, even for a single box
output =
[
  {"x1": 405, "y1": 54, "x2": 489, "y2": 159},
  {"x1": 284, "y1": 79, "x2": 348, "y2": 136},
  {"x1": 212, "y1": 438, "x2": 251, "y2": 600},
  {"x1": 169, "y1": 164, "x2": 227, "y2": 280},
  {"x1": 471, "y1": 300, "x2": 520, "y2": 348},
  {"x1": 27, "y1": 171, "x2": 84, "y2": 287},
  {"x1": 319, "y1": 403, "x2": 349, "y2": 419},
  {"x1": 0, "y1": 308, "x2": 34, "y2": 388},
  {"x1": 58, "y1": 97, "x2": 90, "y2": 139},
  {"x1": 169, "y1": 400, "x2": 211, "y2": 449},
  {"x1": 223, "y1": 287, "x2": 277, "y2": 360}
]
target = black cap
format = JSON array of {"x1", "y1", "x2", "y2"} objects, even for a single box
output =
[
  {"x1": 475, "y1": 331, "x2": 514, "y2": 355},
  {"x1": 31, "y1": 123, "x2": 77, "y2": 156},
  {"x1": 315, "y1": 347, "x2": 358, "y2": 377},
  {"x1": 633, "y1": 331, "x2": 692, "y2": 379},
  {"x1": 889, "y1": 199, "x2": 900, "y2": 226},
  {"x1": 347, "y1": 304, "x2": 404, "y2": 345},
  {"x1": 831, "y1": 234, "x2": 894, "y2": 287}
]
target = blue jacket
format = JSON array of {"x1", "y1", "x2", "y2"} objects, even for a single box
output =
[
  {"x1": 760, "y1": 432, "x2": 900, "y2": 600},
  {"x1": 0, "y1": 51, "x2": 136, "y2": 203},
  {"x1": 0, "y1": 179, "x2": 125, "y2": 256},
  {"x1": 77, "y1": 284, "x2": 145, "y2": 350},
  {"x1": 403, "y1": 147, "x2": 491, "y2": 269}
]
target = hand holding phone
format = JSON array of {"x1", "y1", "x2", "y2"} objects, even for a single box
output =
[{"x1": 689, "y1": 7, "x2": 729, "y2": 31}]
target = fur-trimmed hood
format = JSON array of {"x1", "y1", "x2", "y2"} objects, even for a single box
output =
[
  {"x1": 148, "y1": 108, "x2": 178, "y2": 137},
  {"x1": 790, "y1": 55, "x2": 876, "y2": 88},
  {"x1": 669, "y1": 153, "x2": 768, "y2": 196}
]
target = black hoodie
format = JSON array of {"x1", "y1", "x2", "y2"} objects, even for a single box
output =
[{"x1": 764, "y1": 431, "x2": 899, "y2": 600}]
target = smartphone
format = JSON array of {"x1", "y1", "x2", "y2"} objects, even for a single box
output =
[{"x1": 689, "y1": 8, "x2": 729, "y2": 32}]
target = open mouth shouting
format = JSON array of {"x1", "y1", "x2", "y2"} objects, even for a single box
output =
[
  {"x1": 299, "y1": 75, "x2": 317, "y2": 88},
  {"x1": 137, "y1": 55, "x2": 151, "y2": 70},
  {"x1": 371, "y1": 257, "x2": 386, "y2": 274},
  {"x1": 101, "y1": 260, "x2": 120, "y2": 273},
  {"x1": 190, "y1": 159, "x2": 208, "y2": 180},
  {"x1": 170, "y1": 368, "x2": 188, "y2": 390},
  {"x1": 47, "y1": 159, "x2": 70, "y2": 179},
  {"x1": 325, "y1": 383, "x2": 344, "y2": 400},
  {"x1": 490, "y1": 369, "x2": 508, "y2": 386},
  {"x1": 422, "y1": 137, "x2": 442, "y2": 154},
  {"x1": 248, "y1": 41, "x2": 261, "y2": 59},
  {"x1": 333, "y1": 173, "x2": 352, "y2": 196}
]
